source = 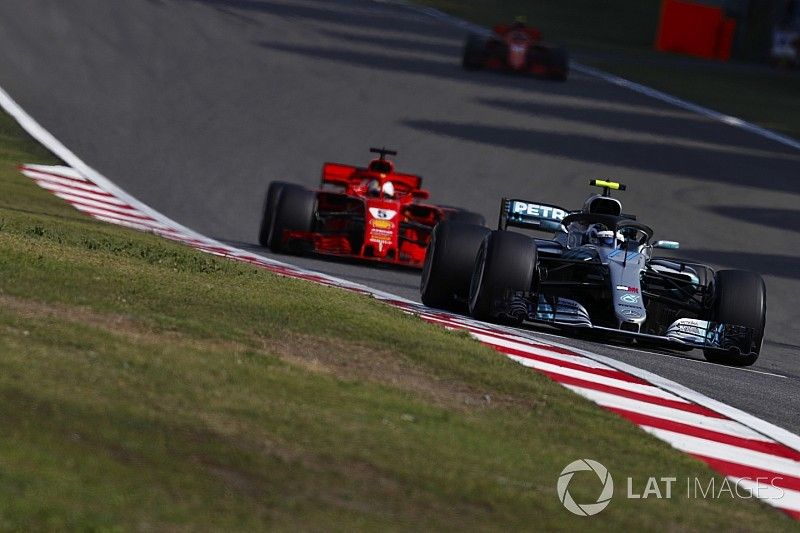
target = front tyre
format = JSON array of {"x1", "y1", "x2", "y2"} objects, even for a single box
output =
[
  {"x1": 269, "y1": 186, "x2": 317, "y2": 253},
  {"x1": 420, "y1": 221, "x2": 490, "y2": 311},
  {"x1": 258, "y1": 181, "x2": 303, "y2": 247},
  {"x1": 547, "y1": 47, "x2": 569, "y2": 81},
  {"x1": 469, "y1": 230, "x2": 537, "y2": 322},
  {"x1": 703, "y1": 270, "x2": 766, "y2": 366},
  {"x1": 462, "y1": 34, "x2": 486, "y2": 70}
]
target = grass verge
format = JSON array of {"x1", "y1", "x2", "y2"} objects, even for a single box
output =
[
  {"x1": 0, "y1": 108, "x2": 794, "y2": 530},
  {"x1": 413, "y1": 0, "x2": 800, "y2": 140}
]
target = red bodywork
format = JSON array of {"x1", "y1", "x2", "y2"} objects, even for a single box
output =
[
  {"x1": 464, "y1": 24, "x2": 568, "y2": 80},
  {"x1": 492, "y1": 25, "x2": 544, "y2": 72},
  {"x1": 280, "y1": 157, "x2": 456, "y2": 268}
]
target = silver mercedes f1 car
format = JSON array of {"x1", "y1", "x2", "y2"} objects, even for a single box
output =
[{"x1": 420, "y1": 180, "x2": 766, "y2": 366}]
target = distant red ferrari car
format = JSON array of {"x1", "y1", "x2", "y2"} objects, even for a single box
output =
[
  {"x1": 462, "y1": 22, "x2": 568, "y2": 81},
  {"x1": 258, "y1": 148, "x2": 484, "y2": 268}
]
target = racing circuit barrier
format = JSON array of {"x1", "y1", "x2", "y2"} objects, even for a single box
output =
[{"x1": 655, "y1": 0, "x2": 736, "y2": 61}]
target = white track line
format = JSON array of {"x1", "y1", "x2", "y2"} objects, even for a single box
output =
[
  {"x1": 28, "y1": 173, "x2": 115, "y2": 196},
  {"x1": 564, "y1": 387, "x2": 771, "y2": 442},
  {"x1": 506, "y1": 354, "x2": 690, "y2": 401},
  {"x1": 572, "y1": 63, "x2": 800, "y2": 151},
  {"x1": 642, "y1": 427, "x2": 800, "y2": 479},
  {"x1": 734, "y1": 479, "x2": 800, "y2": 514},
  {"x1": 35, "y1": 181, "x2": 129, "y2": 205},
  {"x1": 398, "y1": 305, "x2": 800, "y2": 450},
  {"x1": 383, "y1": 0, "x2": 800, "y2": 152},
  {"x1": 518, "y1": 329, "x2": 790, "y2": 379},
  {"x1": 551, "y1": 336, "x2": 800, "y2": 453}
]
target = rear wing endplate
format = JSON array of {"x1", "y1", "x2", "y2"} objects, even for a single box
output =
[
  {"x1": 498, "y1": 198, "x2": 569, "y2": 232},
  {"x1": 321, "y1": 163, "x2": 357, "y2": 187}
]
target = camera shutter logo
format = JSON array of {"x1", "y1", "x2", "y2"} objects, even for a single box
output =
[{"x1": 557, "y1": 459, "x2": 614, "y2": 516}]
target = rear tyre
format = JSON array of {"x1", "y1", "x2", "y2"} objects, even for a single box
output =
[
  {"x1": 420, "y1": 221, "x2": 490, "y2": 311},
  {"x1": 703, "y1": 270, "x2": 766, "y2": 366},
  {"x1": 269, "y1": 186, "x2": 317, "y2": 253},
  {"x1": 462, "y1": 34, "x2": 486, "y2": 70},
  {"x1": 446, "y1": 209, "x2": 485, "y2": 226},
  {"x1": 469, "y1": 230, "x2": 537, "y2": 322},
  {"x1": 258, "y1": 181, "x2": 302, "y2": 247}
]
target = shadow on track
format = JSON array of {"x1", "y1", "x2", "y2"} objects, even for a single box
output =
[
  {"x1": 256, "y1": 40, "x2": 653, "y2": 105},
  {"x1": 255, "y1": 34, "x2": 799, "y2": 197},
  {"x1": 191, "y1": 0, "x2": 444, "y2": 32},
  {"x1": 476, "y1": 97, "x2": 799, "y2": 156},
  {"x1": 318, "y1": 29, "x2": 464, "y2": 58},
  {"x1": 402, "y1": 119, "x2": 800, "y2": 196},
  {"x1": 679, "y1": 249, "x2": 800, "y2": 280},
  {"x1": 706, "y1": 206, "x2": 800, "y2": 232}
]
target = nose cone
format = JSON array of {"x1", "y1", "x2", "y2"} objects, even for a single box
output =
[{"x1": 602, "y1": 248, "x2": 647, "y2": 331}]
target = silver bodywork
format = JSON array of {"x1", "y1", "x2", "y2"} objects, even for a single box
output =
[
  {"x1": 515, "y1": 230, "x2": 747, "y2": 352},
  {"x1": 492, "y1": 194, "x2": 760, "y2": 355}
]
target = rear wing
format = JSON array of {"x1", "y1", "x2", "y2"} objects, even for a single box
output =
[
  {"x1": 321, "y1": 162, "x2": 424, "y2": 194},
  {"x1": 498, "y1": 198, "x2": 569, "y2": 232}
]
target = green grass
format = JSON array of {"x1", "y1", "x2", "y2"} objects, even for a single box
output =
[
  {"x1": 0, "y1": 109, "x2": 794, "y2": 530},
  {"x1": 413, "y1": 0, "x2": 800, "y2": 139},
  {"x1": 585, "y1": 59, "x2": 800, "y2": 137}
]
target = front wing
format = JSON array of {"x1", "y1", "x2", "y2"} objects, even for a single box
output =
[
  {"x1": 497, "y1": 292, "x2": 760, "y2": 356},
  {"x1": 280, "y1": 230, "x2": 426, "y2": 269}
]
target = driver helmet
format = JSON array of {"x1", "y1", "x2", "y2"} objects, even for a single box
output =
[
  {"x1": 367, "y1": 179, "x2": 381, "y2": 197},
  {"x1": 587, "y1": 223, "x2": 623, "y2": 247},
  {"x1": 382, "y1": 181, "x2": 395, "y2": 198},
  {"x1": 512, "y1": 15, "x2": 527, "y2": 28}
]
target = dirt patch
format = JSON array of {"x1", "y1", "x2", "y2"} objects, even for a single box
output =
[
  {"x1": 199, "y1": 458, "x2": 266, "y2": 499},
  {"x1": 0, "y1": 293, "x2": 147, "y2": 335},
  {"x1": 187, "y1": 419, "x2": 407, "y2": 513},
  {"x1": 0, "y1": 293, "x2": 246, "y2": 354},
  {"x1": 0, "y1": 294, "x2": 539, "y2": 413},
  {"x1": 261, "y1": 333, "x2": 537, "y2": 412}
]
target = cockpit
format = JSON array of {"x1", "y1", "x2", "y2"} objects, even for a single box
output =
[{"x1": 367, "y1": 179, "x2": 395, "y2": 198}]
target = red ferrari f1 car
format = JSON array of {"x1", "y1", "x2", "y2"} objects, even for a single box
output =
[
  {"x1": 462, "y1": 21, "x2": 569, "y2": 81},
  {"x1": 258, "y1": 148, "x2": 484, "y2": 268}
]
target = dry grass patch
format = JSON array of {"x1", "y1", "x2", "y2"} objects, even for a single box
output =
[{"x1": 263, "y1": 331, "x2": 544, "y2": 413}]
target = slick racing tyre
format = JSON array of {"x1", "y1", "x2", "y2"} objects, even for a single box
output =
[
  {"x1": 258, "y1": 181, "x2": 303, "y2": 247},
  {"x1": 547, "y1": 46, "x2": 569, "y2": 81},
  {"x1": 469, "y1": 230, "x2": 537, "y2": 322},
  {"x1": 421, "y1": 221, "x2": 490, "y2": 311},
  {"x1": 462, "y1": 33, "x2": 486, "y2": 70},
  {"x1": 703, "y1": 270, "x2": 766, "y2": 366},
  {"x1": 446, "y1": 209, "x2": 486, "y2": 226},
  {"x1": 269, "y1": 186, "x2": 317, "y2": 253}
]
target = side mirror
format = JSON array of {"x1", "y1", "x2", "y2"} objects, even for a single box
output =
[{"x1": 653, "y1": 240, "x2": 680, "y2": 250}]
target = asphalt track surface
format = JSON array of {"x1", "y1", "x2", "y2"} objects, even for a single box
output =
[{"x1": 0, "y1": 0, "x2": 798, "y2": 433}]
